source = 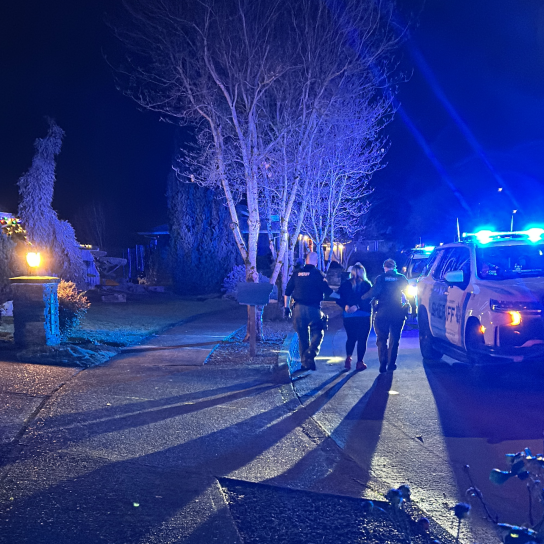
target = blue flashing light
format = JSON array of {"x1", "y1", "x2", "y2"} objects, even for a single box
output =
[
  {"x1": 475, "y1": 230, "x2": 494, "y2": 244},
  {"x1": 462, "y1": 228, "x2": 544, "y2": 244},
  {"x1": 525, "y1": 228, "x2": 544, "y2": 243},
  {"x1": 411, "y1": 245, "x2": 436, "y2": 254}
]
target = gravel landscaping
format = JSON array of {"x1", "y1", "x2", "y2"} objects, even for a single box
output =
[
  {"x1": 221, "y1": 478, "x2": 455, "y2": 544},
  {"x1": 206, "y1": 317, "x2": 292, "y2": 366}
]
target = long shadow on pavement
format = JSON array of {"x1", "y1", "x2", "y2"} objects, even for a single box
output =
[
  {"x1": 423, "y1": 358, "x2": 544, "y2": 530},
  {"x1": 266, "y1": 373, "x2": 394, "y2": 496},
  {"x1": 2, "y1": 382, "x2": 278, "y2": 466},
  {"x1": 0, "y1": 368, "x2": 357, "y2": 543},
  {"x1": 32, "y1": 378, "x2": 272, "y2": 431},
  {"x1": 423, "y1": 359, "x2": 544, "y2": 442}
]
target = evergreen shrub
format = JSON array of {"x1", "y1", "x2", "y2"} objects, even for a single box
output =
[
  {"x1": 17, "y1": 120, "x2": 86, "y2": 286},
  {"x1": 168, "y1": 174, "x2": 239, "y2": 295},
  {"x1": 57, "y1": 280, "x2": 90, "y2": 338}
]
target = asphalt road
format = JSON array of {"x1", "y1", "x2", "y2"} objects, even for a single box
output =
[
  {"x1": 293, "y1": 304, "x2": 544, "y2": 543},
  {"x1": 1, "y1": 303, "x2": 543, "y2": 544},
  {"x1": 0, "y1": 307, "x2": 372, "y2": 544}
]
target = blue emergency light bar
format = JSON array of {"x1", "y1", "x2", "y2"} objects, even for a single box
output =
[
  {"x1": 412, "y1": 245, "x2": 435, "y2": 253},
  {"x1": 462, "y1": 229, "x2": 544, "y2": 244}
]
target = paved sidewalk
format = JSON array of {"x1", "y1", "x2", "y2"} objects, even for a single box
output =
[
  {"x1": 0, "y1": 305, "x2": 247, "y2": 460},
  {"x1": 0, "y1": 304, "x2": 373, "y2": 544}
]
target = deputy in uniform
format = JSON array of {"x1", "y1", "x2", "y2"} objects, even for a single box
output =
[
  {"x1": 362, "y1": 258, "x2": 409, "y2": 373},
  {"x1": 284, "y1": 252, "x2": 333, "y2": 370}
]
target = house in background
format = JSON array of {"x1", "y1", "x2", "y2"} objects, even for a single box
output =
[{"x1": 122, "y1": 224, "x2": 170, "y2": 284}]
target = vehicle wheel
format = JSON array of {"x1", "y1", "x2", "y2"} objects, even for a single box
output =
[
  {"x1": 465, "y1": 319, "x2": 485, "y2": 365},
  {"x1": 418, "y1": 308, "x2": 442, "y2": 360}
]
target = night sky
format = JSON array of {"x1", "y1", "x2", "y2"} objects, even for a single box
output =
[{"x1": 1, "y1": 0, "x2": 543, "y2": 249}]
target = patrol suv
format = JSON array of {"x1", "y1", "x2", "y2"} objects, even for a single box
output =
[
  {"x1": 415, "y1": 229, "x2": 544, "y2": 364},
  {"x1": 403, "y1": 246, "x2": 435, "y2": 299}
]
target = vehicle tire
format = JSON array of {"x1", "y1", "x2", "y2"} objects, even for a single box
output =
[
  {"x1": 418, "y1": 308, "x2": 443, "y2": 360},
  {"x1": 465, "y1": 318, "x2": 485, "y2": 365}
]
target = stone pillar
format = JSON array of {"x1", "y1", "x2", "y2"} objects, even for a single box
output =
[{"x1": 10, "y1": 276, "x2": 61, "y2": 348}]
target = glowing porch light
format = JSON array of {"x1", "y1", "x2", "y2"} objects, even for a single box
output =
[{"x1": 26, "y1": 252, "x2": 41, "y2": 269}]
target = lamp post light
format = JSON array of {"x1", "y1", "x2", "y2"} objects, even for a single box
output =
[
  {"x1": 511, "y1": 210, "x2": 517, "y2": 232},
  {"x1": 10, "y1": 251, "x2": 60, "y2": 348},
  {"x1": 26, "y1": 251, "x2": 41, "y2": 274}
]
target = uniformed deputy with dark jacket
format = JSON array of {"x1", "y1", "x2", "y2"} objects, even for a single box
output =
[
  {"x1": 362, "y1": 258, "x2": 409, "y2": 373},
  {"x1": 284, "y1": 252, "x2": 333, "y2": 370}
]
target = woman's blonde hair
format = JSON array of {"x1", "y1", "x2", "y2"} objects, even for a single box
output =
[{"x1": 350, "y1": 262, "x2": 369, "y2": 285}]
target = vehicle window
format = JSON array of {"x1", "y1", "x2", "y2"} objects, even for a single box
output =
[
  {"x1": 419, "y1": 251, "x2": 438, "y2": 277},
  {"x1": 410, "y1": 258, "x2": 428, "y2": 277},
  {"x1": 431, "y1": 249, "x2": 451, "y2": 280},
  {"x1": 432, "y1": 248, "x2": 470, "y2": 281},
  {"x1": 476, "y1": 244, "x2": 544, "y2": 280},
  {"x1": 455, "y1": 248, "x2": 471, "y2": 277}
]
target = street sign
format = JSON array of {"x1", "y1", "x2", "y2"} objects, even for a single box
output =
[{"x1": 236, "y1": 282, "x2": 273, "y2": 306}]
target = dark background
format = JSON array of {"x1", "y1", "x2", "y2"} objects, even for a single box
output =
[{"x1": 1, "y1": 0, "x2": 543, "y2": 249}]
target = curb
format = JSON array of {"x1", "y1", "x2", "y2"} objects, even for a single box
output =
[
  {"x1": 203, "y1": 325, "x2": 246, "y2": 365},
  {"x1": 278, "y1": 331, "x2": 301, "y2": 381}
]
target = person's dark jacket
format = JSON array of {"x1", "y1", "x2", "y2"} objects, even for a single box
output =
[
  {"x1": 335, "y1": 279, "x2": 372, "y2": 317},
  {"x1": 285, "y1": 264, "x2": 333, "y2": 308},
  {"x1": 362, "y1": 269, "x2": 408, "y2": 311}
]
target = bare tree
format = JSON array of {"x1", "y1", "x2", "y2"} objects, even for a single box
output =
[
  {"x1": 73, "y1": 200, "x2": 108, "y2": 249},
  {"x1": 302, "y1": 97, "x2": 391, "y2": 270},
  {"x1": 115, "y1": 0, "x2": 399, "y2": 288}
]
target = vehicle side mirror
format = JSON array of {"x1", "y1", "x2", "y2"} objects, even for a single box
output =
[{"x1": 444, "y1": 270, "x2": 464, "y2": 283}]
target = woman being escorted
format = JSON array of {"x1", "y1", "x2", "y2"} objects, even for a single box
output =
[{"x1": 336, "y1": 263, "x2": 372, "y2": 371}]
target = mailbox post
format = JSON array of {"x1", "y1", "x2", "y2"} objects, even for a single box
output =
[{"x1": 236, "y1": 282, "x2": 274, "y2": 357}]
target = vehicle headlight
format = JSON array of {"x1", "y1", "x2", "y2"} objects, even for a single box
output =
[
  {"x1": 490, "y1": 299, "x2": 542, "y2": 312},
  {"x1": 406, "y1": 284, "x2": 418, "y2": 298}
]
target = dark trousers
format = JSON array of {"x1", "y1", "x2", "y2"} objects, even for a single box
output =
[
  {"x1": 374, "y1": 309, "x2": 406, "y2": 369},
  {"x1": 343, "y1": 316, "x2": 371, "y2": 362},
  {"x1": 293, "y1": 304, "x2": 324, "y2": 368}
]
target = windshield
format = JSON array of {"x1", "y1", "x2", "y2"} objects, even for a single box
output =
[
  {"x1": 407, "y1": 258, "x2": 428, "y2": 279},
  {"x1": 476, "y1": 244, "x2": 544, "y2": 280}
]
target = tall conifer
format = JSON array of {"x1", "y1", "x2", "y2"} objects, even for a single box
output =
[{"x1": 17, "y1": 119, "x2": 85, "y2": 285}]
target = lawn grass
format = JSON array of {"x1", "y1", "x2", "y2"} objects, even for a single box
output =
[{"x1": 74, "y1": 293, "x2": 237, "y2": 347}]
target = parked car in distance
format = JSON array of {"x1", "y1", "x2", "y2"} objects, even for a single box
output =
[{"x1": 402, "y1": 246, "x2": 435, "y2": 319}]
